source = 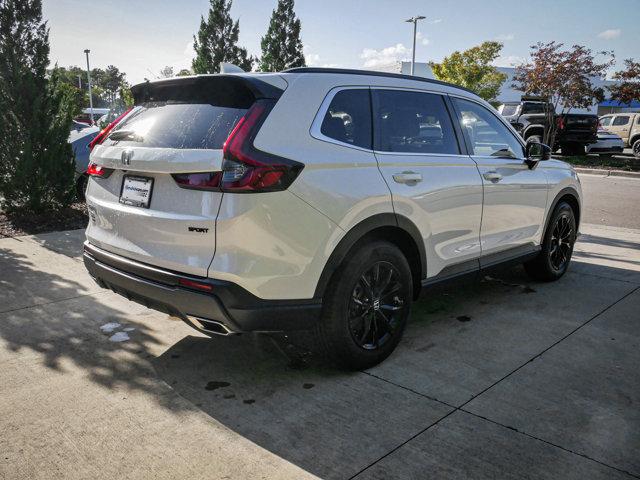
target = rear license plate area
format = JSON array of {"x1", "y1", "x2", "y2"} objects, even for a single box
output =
[{"x1": 120, "y1": 175, "x2": 154, "y2": 208}]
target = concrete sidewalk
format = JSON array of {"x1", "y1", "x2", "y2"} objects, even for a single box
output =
[{"x1": 0, "y1": 224, "x2": 638, "y2": 479}]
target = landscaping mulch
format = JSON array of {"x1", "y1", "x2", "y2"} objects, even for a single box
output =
[{"x1": 0, "y1": 202, "x2": 88, "y2": 238}]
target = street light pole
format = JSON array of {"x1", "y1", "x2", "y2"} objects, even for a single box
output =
[
  {"x1": 84, "y1": 49, "x2": 94, "y2": 125},
  {"x1": 405, "y1": 16, "x2": 426, "y2": 76}
]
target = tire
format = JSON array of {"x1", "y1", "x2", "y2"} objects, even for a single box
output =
[
  {"x1": 633, "y1": 139, "x2": 640, "y2": 159},
  {"x1": 560, "y1": 142, "x2": 585, "y2": 156},
  {"x1": 524, "y1": 202, "x2": 577, "y2": 282},
  {"x1": 317, "y1": 240, "x2": 413, "y2": 370}
]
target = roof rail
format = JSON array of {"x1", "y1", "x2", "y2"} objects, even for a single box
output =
[{"x1": 282, "y1": 67, "x2": 476, "y2": 95}]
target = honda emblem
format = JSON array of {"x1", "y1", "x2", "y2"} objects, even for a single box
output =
[{"x1": 121, "y1": 149, "x2": 133, "y2": 166}]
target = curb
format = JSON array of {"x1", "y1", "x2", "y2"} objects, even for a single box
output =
[{"x1": 574, "y1": 167, "x2": 640, "y2": 179}]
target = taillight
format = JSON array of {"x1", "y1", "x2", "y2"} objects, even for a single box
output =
[
  {"x1": 172, "y1": 172, "x2": 221, "y2": 191},
  {"x1": 88, "y1": 107, "x2": 133, "y2": 152},
  {"x1": 220, "y1": 100, "x2": 303, "y2": 193},
  {"x1": 178, "y1": 278, "x2": 213, "y2": 292},
  {"x1": 86, "y1": 162, "x2": 113, "y2": 178},
  {"x1": 557, "y1": 116, "x2": 565, "y2": 130}
]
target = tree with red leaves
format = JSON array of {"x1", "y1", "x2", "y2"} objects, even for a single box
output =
[
  {"x1": 609, "y1": 59, "x2": 640, "y2": 105},
  {"x1": 512, "y1": 42, "x2": 614, "y2": 148}
]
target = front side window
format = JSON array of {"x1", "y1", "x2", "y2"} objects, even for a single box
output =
[
  {"x1": 320, "y1": 89, "x2": 372, "y2": 149},
  {"x1": 373, "y1": 90, "x2": 459, "y2": 154},
  {"x1": 599, "y1": 116, "x2": 612, "y2": 127},
  {"x1": 453, "y1": 97, "x2": 525, "y2": 159},
  {"x1": 613, "y1": 116, "x2": 630, "y2": 126}
]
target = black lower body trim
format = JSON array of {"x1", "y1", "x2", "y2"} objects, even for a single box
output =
[{"x1": 83, "y1": 243, "x2": 321, "y2": 334}]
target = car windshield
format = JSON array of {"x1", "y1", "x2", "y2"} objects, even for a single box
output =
[{"x1": 500, "y1": 105, "x2": 519, "y2": 116}]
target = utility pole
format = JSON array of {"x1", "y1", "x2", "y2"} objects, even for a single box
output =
[
  {"x1": 84, "y1": 49, "x2": 94, "y2": 125},
  {"x1": 405, "y1": 16, "x2": 426, "y2": 75}
]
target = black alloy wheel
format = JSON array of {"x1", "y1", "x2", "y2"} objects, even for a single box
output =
[{"x1": 348, "y1": 261, "x2": 407, "y2": 350}]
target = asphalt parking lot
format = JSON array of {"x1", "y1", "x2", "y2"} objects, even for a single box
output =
[{"x1": 1, "y1": 178, "x2": 639, "y2": 479}]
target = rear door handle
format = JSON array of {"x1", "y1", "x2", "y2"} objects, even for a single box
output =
[
  {"x1": 483, "y1": 171, "x2": 503, "y2": 182},
  {"x1": 393, "y1": 171, "x2": 423, "y2": 184}
]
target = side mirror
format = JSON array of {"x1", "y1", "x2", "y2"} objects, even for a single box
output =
[{"x1": 526, "y1": 139, "x2": 551, "y2": 161}]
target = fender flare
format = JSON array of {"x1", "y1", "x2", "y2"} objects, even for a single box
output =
[
  {"x1": 313, "y1": 213, "x2": 426, "y2": 299},
  {"x1": 543, "y1": 186, "x2": 581, "y2": 238},
  {"x1": 522, "y1": 124, "x2": 545, "y2": 139}
]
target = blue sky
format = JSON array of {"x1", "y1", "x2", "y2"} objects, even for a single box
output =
[{"x1": 44, "y1": 0, "x2": 639, "y2": 85}]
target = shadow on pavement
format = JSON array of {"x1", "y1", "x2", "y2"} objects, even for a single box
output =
[{"x1": 0, "y1": 243, "x2": 187, "y2": 411}]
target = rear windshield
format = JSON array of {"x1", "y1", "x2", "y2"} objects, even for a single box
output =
[{"x1": 102, "y1": 102, "x2": 246, "y2": 150}]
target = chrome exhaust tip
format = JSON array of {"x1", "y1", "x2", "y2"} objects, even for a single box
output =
[{"x1": 186, "y1": 316, "x2": 237, "y2": 336}]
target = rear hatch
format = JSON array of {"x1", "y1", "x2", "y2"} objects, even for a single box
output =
[
  {"x1": 85, "y1": 75, "x2": 283, "y2": 277},
  {"x1": 562, "y1": 114, "x2": 599, "y2": 133}
]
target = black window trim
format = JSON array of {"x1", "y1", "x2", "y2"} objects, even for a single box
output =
[
  {"x1": 448, "y1": 93, "x2": 527, "y2": 160},
  {"x1": 310, "y1": 85, "x2": 374, "y2": 152},
  {"x1": 370, "y1": 86, "x2": 466, "y2": 157}
]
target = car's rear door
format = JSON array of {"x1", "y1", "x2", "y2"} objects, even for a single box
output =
[
  {"x1": 85, "y1": 76, "x2": 276, "y2": 277},
  {"x1": 372, "y1": 88, "x2": 484, "y2": 280},
  {"x1": 450, "y1": 96, "x2": 548, "y2": 262}
]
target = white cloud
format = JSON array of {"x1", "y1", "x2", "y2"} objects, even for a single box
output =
[
  {"x1": 303, "y1": 46, "x2": 339, "y2": 68},
  {"x1": 493, "y1": 55, "x2": 526, "y2": 67},
  {"x1": 428, "y1": 18, "x2": 442, "y2": 24},
  {"x1": 598, "y1": 29, "x2": 621, "y2": 40},
  {"x1": 360, "y1": 43, "x2": 411, "y2": 68},
  {"x1": 416, "y1": 32, "x2": 430, "y2": 46},
  {"x1": 183, "y1": 40, "x2": 195, "y2": 57},
  {"x1": 495, "y1": 33, "x2": 514, "y2": 42}
]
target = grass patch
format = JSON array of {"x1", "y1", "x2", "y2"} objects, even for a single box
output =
[{"x1": 555, "y1": 154, "x2": 640, "y2": 171}]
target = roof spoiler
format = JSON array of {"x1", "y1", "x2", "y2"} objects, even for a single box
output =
[{"x1": 131, "y1": 75, "x2": 283, "y2": 107}]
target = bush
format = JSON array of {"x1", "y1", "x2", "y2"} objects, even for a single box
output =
[{"x1": 0, "y1": 0, "x2": 77, "y2": 214}]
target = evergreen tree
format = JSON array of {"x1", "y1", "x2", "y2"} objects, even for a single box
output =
[
  {"x1": 192, "y1": 0, "x2": 253, "y2": 74},
  {"x1": 259, "y1": 0, "x2": 305, "y2": 72},
  {"x1": 0, "y1": 0, "x2": 76, "y2": 212}
]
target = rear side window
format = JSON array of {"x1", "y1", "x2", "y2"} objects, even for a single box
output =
[
  {"x1": 320, "y1": 89, "x2": 372, "y2": 149},
  {"x1": 613, "y1": 116, "x2": 630, "y2": 126},
  {"x1": 103, "y1": 103, "x2": 246, "y2": 150},
  {"x1": 522, "y1": 102, "x2": 546, "y2": 114},
  {"x1": 373, "y1": 90, "x2": 459, "y2": 154}
]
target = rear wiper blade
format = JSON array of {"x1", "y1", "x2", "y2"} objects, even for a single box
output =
[{"x1": 108, "y1": 130, "x2": 143, "y2": 142}]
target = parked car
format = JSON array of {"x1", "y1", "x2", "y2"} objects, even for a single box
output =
[
  {"x1": 598, "y1": 113, "x2": 640, "y2": 158},
  {"x1": 585, "y1": 128, "x2": 625, "y2": 156},
  {"x1": 74, "y1": 107, "x2": 111, "y2": 126},
  {"x1": 82, "y1": 69, "x2": 582, "y2": 369},
  {"x1": 68, "y1": 122, "x2": 99, "y2": 198},
  {"x1": 498, "y1": 98, "x2": 599, "y2": 155}
]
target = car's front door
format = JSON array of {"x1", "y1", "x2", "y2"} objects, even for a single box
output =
[
  {"x1": 608, "y1": 115, "x2": 632, "y2": 144},
  {"x1": 372, "y1": 88, "x2": 483, "y2": 280},
  {"x1": 450, "y1": 97, "x2": 549, "y2": 263}
]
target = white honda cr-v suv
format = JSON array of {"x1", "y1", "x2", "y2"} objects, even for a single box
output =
[{"x1": 83, "y1": 68, "x2": 581, "y2": 369}]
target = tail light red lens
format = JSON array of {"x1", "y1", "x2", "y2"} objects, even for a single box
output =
[
  {"x1": 557, "y1": 116, "x2": 565, "y2": 130},
  {"x1": 88, "y1": 107, "x2": 133, "y2": 152},
  {"x1": 178, "y1": 278, "x2": 213, "y2": 292},
  {"x1": 220, "y1": 100, "x2": 303, "y2": 193},
  {"x1": 86, "y1": 162, "x2": 113, "y2": 178},
  {"x1": 172, "y1": 172, "x2": 221, "y2": 191}
]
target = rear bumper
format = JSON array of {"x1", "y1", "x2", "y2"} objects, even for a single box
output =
[{"x1": 83, "y1": 242, "x2": 321, "y2": 334}]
